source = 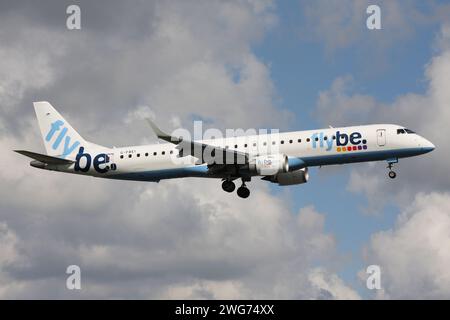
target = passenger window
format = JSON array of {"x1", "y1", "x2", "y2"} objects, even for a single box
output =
[
  {"x1": 128, "y1": 154, "x2": 132, "y2": 158},
  {"x1": 244, "y1": 143, "x2": 248, "y2": 148},
  {"x1": 263, "y1": 142, "x2": 267, "y2": 146},
  {"x1": 153, "y1": 152, "x2": 157, "y2": 156},
  {"x1": 289, "y1": 140, "x2": 293, "y2": 144},
  {"x1": 162, "y1": 151, "x2": 165, "y2": 155},
  {"x1": 272, "y1": 141, "x2": 276, "y2": 145},
  {"x1": 324, "y1": 136, "x2": 328, "y2": 140},
  {"x1": 170, "y1": 150, "x2": 173, "y2": 154},
  {"x1": 253, "y1": 143, "x2": 257, "y2": 147},
  {"x1": 298, "y1": 139, "x2": 301, "y2": 143},
  {"x1": 314, "y1": 137, "x2": 319, "y2": 141},
  {"x1": 137, "y1": 154, "x2": 140, "y2": 157},
  {"x1": 281, "y1": 140, "x2": 284, "y2": 144},
  {"x1": 234, "y1": 144, "x2": 238, "y2": 148},
  {"x1": 120, "y1": 155, "x2": 124, "y2": 159},
  {"x1": 145, "y1": 153, "x2": 149, "y2": 157},
  {"x1": 306, "y1": 138, "x2": 310, "y2": 142}
]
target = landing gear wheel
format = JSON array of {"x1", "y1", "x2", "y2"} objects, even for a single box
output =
[
  {"x1": 222, "y1": 180, "x2": 236, "y2": 193},
  {"x1": 388, "y1": 171, "x2": 397, "y2": 179},
  {"x1": 237, "y1": 186, "x2": 250, "y2": 198},
  {"x1": 386, "y1": 160, "x2": 398, "y2": 179}
]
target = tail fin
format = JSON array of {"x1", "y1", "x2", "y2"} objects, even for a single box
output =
[{"x1": 33, "y1": 101, "x2": 99, "y2": 159}]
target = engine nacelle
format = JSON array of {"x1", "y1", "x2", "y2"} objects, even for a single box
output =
[
  {"x1": 263, "y1": 168, "x2": 309, "y2": 186},
  {"x1": 249, "y1": 154, "x2": 289, "y2": 176}
]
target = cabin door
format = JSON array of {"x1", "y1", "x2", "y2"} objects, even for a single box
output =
[{"x1": 376, "y1": 129, "x2": 386, "y2": 147}]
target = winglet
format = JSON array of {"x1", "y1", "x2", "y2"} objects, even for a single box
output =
[{"x1": 145, "y1": 118, "x2": 182, "y2": 144}]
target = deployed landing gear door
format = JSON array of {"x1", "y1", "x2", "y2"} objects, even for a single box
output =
[{"x1": 377, "y1": 129, "x2": 386, "y2": 147}]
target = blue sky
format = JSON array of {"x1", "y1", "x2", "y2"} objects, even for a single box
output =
[{"x1": 253, "y1": 1, "x2": 445, "y2": 297}]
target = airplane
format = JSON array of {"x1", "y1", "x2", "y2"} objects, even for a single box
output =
[{"x1": 15, "y1": 101, "x2": 435, "y2": 199}]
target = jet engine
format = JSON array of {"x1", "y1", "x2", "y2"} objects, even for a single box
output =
[
  {"x1": 262, "y1": 168, "x2": 309, "y2": 186},
  {"x1": 248, "y1": 154, "x2": 289, "y2": 176}
]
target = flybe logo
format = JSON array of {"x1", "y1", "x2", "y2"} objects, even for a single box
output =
[
  {"x1": 46, "y1": 120, "x2": 80, "y2": 158},
  {"x1": 311, "y1": 131, "x2": 368, "y2": 152},
  {"x1": 46, "y1": 120, "x2": 116, "y2": 173},
  {"x1": 74, "y1": 147, "x2": 114, "y2": 174}
]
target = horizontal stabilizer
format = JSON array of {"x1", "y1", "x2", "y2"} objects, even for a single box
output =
[{"x1": 14, "y1": 150, "x2": 74, "y2": 165}]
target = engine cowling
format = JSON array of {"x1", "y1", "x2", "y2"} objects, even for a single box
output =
[
  {"x1": 249, "y1": 154, "x2": 289, "y2": 176},
  {"x1": 264, "y1": 168, "x2": 309, "y2": 186}
]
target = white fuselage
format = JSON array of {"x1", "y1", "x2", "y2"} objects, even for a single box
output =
[{"x1": 43, "y1": 124, "x2": 434, "y2": 182}]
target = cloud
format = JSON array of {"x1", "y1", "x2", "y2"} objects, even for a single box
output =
[
  {"x1": 0, "y1": 150, "x2": 355, "y2": 298},
  {"x1": 313, "y1": 23, "x2": 450, "y2": 211},
  {"x1": 299, "y1": 0, "x2": 449, "y2": 53},
  {"x1": 0, "y1": 0, "x2": 291, "y2": 146},
  {"x1": 0, "y1": 0, "x2": 355, "y2": 299},
  {"x1": 362, "y1": 192, "x2": 450, "y2": 299},
  {"x1": 305, "y1": 9, "x2": 450, "y2": 300},
  {"x1": 299, "y1": 0, "x2": 370, "y2": 52},
  {"x1": 308, "y1": 268, "x2": 360, "y2": 300},
  {"x1": 315, "y1": 75, "x2": 379, "y2": 127}
]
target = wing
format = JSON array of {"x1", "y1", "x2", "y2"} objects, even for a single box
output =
[
  {"x1": 145, "y1": 118, "x2": 249, "y2": 166},
  {"x1": 14, "y1": 150, "x2": 74, "y2": 165}
]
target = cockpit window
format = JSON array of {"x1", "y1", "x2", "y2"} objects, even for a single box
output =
[
  {"x1": 397, "y1": 129, "x2": 406, "y2": 134},
  {"x1": 404, "y1": 128, "x2": 415, "y2": 134}
]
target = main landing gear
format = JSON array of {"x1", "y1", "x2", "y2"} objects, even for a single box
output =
[
  {"x1": 386, "y1": 159, "x2": 398, "y2": 179},
  {"x1": 237, "y1": 183, "x2": 250, "y2": 199},
  {"x1": 221, "y1": 180, "x2": 236, "y2": 193},
  {"x1": 222, "y1": 178, "x2": 250, "y2": 198}
]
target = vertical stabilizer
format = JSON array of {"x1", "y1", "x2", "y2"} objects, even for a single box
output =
[{"x1": 33, "y1": 101, "x2": 96, "y2": 159}]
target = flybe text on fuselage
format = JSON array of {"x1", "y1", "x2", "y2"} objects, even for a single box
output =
[
  {"x1": 74, "y1": 147, "x2": 116, "y2": 174},
  {"x1": 310, "y1": 130, "x2": 368, "y2": 152}
]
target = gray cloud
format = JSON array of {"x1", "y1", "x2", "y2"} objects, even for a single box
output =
[
  {"x1": 0, "y1": 0, "x2": 356, "y2": 299},
  {"x1": 312, "y1": 23, "x2": 450, "y2": 212},
  {"x1": 310, "y1": 21, "x2": 450, "y2": 299},
  {"x1": 362, "y1": 192, "x2": 450, "y2": 299},
  {"x1": 299, "y1": 0, "x2": 450, "y2": 52}
]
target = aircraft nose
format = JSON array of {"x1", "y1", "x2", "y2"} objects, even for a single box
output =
[{"x1": 421, "y1": 138, "x2": 435, "y2": 153}]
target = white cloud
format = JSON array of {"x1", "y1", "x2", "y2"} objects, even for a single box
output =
[
  {"x1": 316, "y1": 75, "x2": 379, "y2": 127},
  {"x1": 313, "y1": 23, "x2": 450, "y2": 211},
  {"x1": 308, "y1": 268, "x2": 360, "y2": 300},
  {"x1": 299, "y1": 0, "x2": 442, "y2": 53},
  {"x1": 306, "y1": 13, "x2": 450, "y2": 300},
  {"x1": 362, "y1": 192, "x2": 450, "y2": 299},
  {"x1": 0, "y1": 1, "x2": 354, "y2": 299}
]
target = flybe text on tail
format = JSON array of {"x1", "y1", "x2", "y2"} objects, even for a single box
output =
[{"x1": 46, "y1": 120, "x2": 80, "y2": 158}]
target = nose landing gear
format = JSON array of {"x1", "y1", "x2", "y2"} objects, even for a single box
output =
[
  {"x1": 388, "y1": 170, "x2": 397, "y2": 179},
  {"x1": 386, "y1": 158, "x2": 398, "y2": 179}
]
